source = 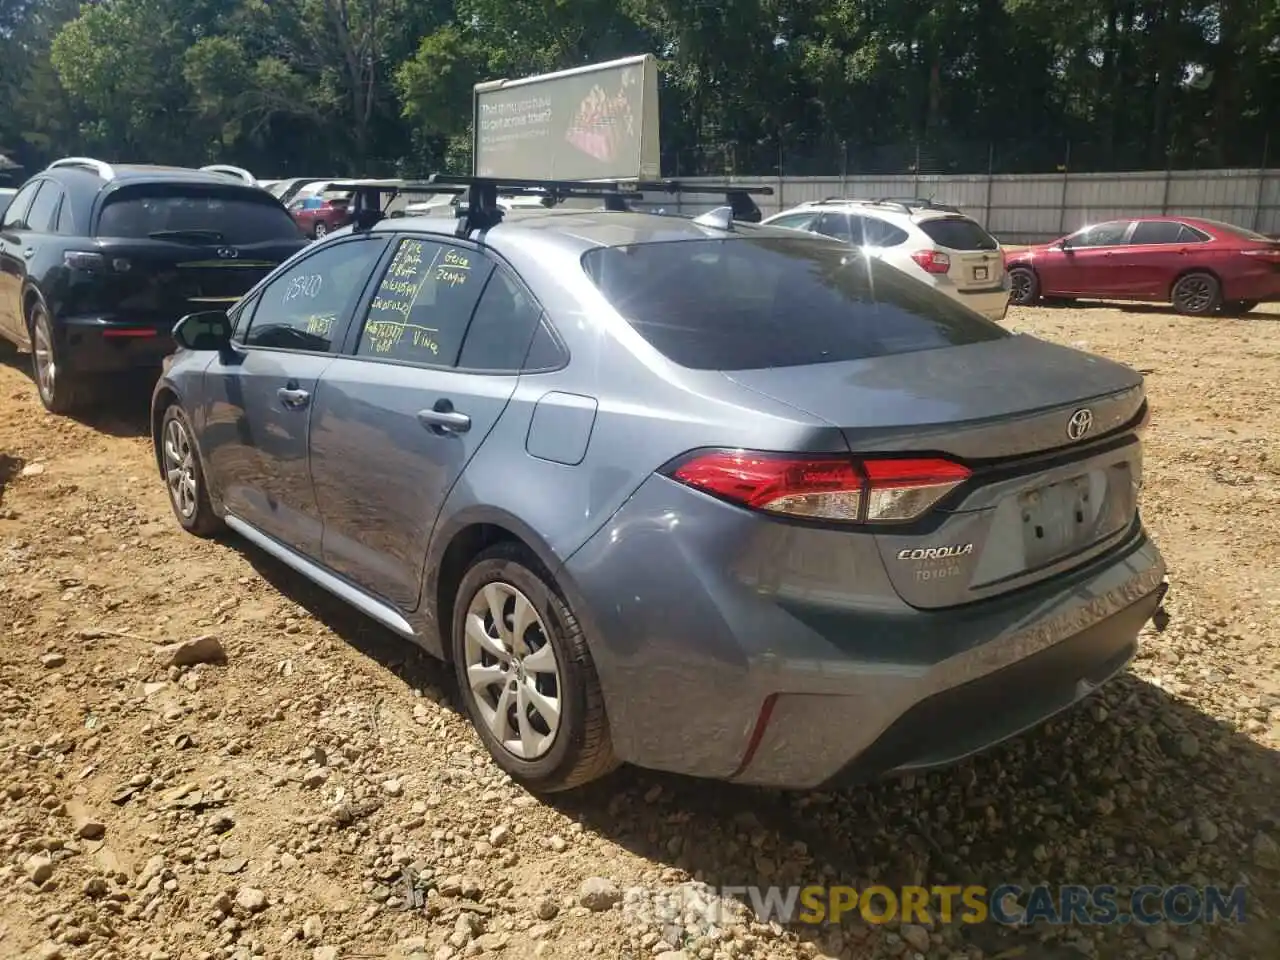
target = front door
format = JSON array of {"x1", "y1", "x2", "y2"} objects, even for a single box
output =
[
  {"x1": 1039, "y1": 220, "x2": 1134, "y2": 297},
  {"x1": 0, "y1": 180, "x2": 44, "y2": 342},
  {"x1": 308, "y1": 235, "x2": 538, "y2": 611},
  {"x1": 197, "y1": 235, "x2": 390, "y2": 558}
]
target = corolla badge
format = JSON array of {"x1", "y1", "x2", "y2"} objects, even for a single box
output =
[
  {"x1": 216, "y1": 247, "x2": 239, "y2": 259},
  {"x1": 896, "y1": 544, "x2": 974, "y2": 561},
  {"x1": 1067, "y1": 408, "x2": 1094, "y2": 441}
]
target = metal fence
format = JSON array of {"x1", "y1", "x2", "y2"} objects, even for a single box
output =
[{"x1": 631, "y1": 168, "x2": 1280, "y2": 244}]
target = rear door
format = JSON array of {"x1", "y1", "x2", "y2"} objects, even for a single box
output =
[
  {"x1": 915, "y1": 215, "x2": 1004, "y2": 290},
  {"x1": 77, "y1": 183, "x2": 308, "y2": 338},
  {"x1": 199, "y1": 234, "x2": 391, "y2": 558},
  {"x1": 308, "y1": 235, "x2": 540, "y2": 611},
  {"x1": 1120, "y1": 220, "x2": 1212, "y2": 298}
]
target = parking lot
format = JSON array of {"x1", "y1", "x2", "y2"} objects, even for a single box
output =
[{"x1": 1, "y1": 302, "x2": 1278, "y2": 960}]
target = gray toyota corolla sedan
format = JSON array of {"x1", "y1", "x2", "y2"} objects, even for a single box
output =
[{"x1": 151, "y1": 184, "x2": 1168, "y2": 793}]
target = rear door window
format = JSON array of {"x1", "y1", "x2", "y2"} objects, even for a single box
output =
[
  {"x1": 580, "y1": 235, "x2": 1009, "y2": 371},
  {"x1": 917, "y1": 217, "x2": 998, "y2": 251},
  {"x1": 814, "y1": 211, "x2": 854, "y2": 242},
  {"x1": 97, "y1": 188, "x2": 303, "y2": 244},
  {"x1": 767, "y1": 212, "x2": 819, "y2": 232},
  {"x1": 24, "y1": 183, "x2": 63, "y2": 234}
]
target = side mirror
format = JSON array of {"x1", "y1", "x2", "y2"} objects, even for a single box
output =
[
  {"x1": 1059, "y1": 237, "x2": 1074, "y2": 252},
  {"x1": 173, "y1": 310, "x2": 231, "y2": 352}
]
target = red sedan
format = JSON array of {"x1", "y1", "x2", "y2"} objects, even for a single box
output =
[
  {"x1": 286, "y1": 193, "x2": 351, "y2": 239},
  {"x1": 1007, "y1": 216, "x2": 1280, "y2": 316}
]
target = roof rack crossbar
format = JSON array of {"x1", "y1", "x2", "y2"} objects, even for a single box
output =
[{"x1": 47, "y1": 156, "x2": 116, "y2": 181}]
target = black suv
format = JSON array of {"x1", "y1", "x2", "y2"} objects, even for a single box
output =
[{"x1": 0, "y1": 157, "x2": 308, "y2": 413}]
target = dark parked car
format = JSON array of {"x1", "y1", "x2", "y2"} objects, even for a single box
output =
[
  {"x1": 151, "y1": 181, "x2": 1167, "y2": 794},
  {"x1": 0, "y1": 157, "x2": 308, "y2": 413},
  {"x1": 1007, "y1": 216, "x2": 1280, "y2": 315}
]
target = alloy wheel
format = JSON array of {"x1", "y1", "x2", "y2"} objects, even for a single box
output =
[
  {"x1": 163, "y1": 416, "x2": 199, "y2": 520},
  {"x1": 463, "y1": 582, "x2": 563, "y2": 760},
  {"x1": 1010, "y1": 269, "x2": 1032, "y2": 304},
  {"x1": 1174, "y1": 276, "x2": 1212, "y2": 314},
  {"x1": 32, "y1": 312, "x2": 56, "y2": 404}
]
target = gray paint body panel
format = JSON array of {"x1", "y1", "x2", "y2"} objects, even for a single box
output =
[{"x1": 526, "y1": 391, "x2": 598, "y2": 465}]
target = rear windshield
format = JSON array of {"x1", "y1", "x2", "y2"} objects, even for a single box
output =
[
  {"x1": 580, "y1": 235, "x2": 1009, "y2": 371},
  {"x1": 917, "y1": 217, "x2": 999, "y2": 251},
  {"x1": 97, "y1": 188, "x2": 302, "y2": 243}
]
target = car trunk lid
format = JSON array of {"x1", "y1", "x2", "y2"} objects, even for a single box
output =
[{"x1": 722, "y1": 335, "x2": 1148, "y2": 607}]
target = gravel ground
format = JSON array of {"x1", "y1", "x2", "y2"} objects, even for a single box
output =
[{"x1": 1, "y1": 302, "x2": 1278, "y2": 960}]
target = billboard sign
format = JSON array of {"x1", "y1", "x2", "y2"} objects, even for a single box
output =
[{"x1": 472, "y1": 54, "x2": 661, "y2": 182}]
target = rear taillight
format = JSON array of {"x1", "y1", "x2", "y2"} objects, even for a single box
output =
[
  {"x1": 667, "y1": 450, "x2": 971, "y2": 523},
  {"x1": 63, "y1": 250, "x2": 106, "y2": 271},
  {"x1": 1240, "y1": 248, "x2": 1280, "y2": 262},
  {"x1": 910, "y1": 250, "x2": 951, "y2": 274}
]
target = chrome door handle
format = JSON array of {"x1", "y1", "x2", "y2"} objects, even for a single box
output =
[
  {"x1": 277, "y1": 387, "x2": 310, "y2": 409},
  {"x1": 417, "y1": 400, "x2": 471, "y2": 435}
]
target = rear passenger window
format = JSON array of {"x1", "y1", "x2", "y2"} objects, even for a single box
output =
[
  {"x1": 456, "y1": 268, "x2": 553, "y2": 371},
  {"x1": 355, "y1": 237, "x2": 494, "y2": 366},
  {"x1": 815, "y1": 212, "x2": 853, "y2": 242},
  {"x1": 243, "y1": 238, "x2": 389, "y2": 352},
  {"x1": 24, "y1": 184, "x2": 62, "y2": 234}
]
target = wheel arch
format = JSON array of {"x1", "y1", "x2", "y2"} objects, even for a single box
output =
[
  {"x1": 1170, "y1": 265, "x2": 1224, "y2": 297},
  {"x1": 426, "y1": 507, "x2": 580, "y2": 663}
]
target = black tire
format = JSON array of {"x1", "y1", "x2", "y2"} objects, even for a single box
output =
[
  {"x1": 158, "y1": 403, "x2": 222, "y2": 537},
  {"x1": 451, "y1": 542, "x2": 618, "y2": 793},
  {"x1": 1008, "y1": 266, "x2": 1039, "y2": 306},
  {"x1": 1171, "y1": 272, "x2": 1221, "y2": 316},
  {"x1": 1223, "y1": 299, "x2": 1259, "y2": 316},
  {"x1": 28, "y1": 302, "x2": 89, "y2": 414}
]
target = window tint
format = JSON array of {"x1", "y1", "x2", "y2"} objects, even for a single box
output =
[
  {"x1": 852, "y1": 215, "x2": 911, "y2": 247},
  {"x1": 456, "y1": 267, "x2": 549, "y2": 371},
  {"x1": 580, "y1": 236, "x2": 1009, "y2": 371},
  {"x1": 243, "y1": 238, "x2": 389, "y2": 352},
  {"x1": 0, "y1": 181, "x2": 40, "y2": 230},
  {"x1": 1129, "y1": 220, "x2": 1204, "y2": 245},
  {"x1": 814, "y1": 212, "x2": 853, "y2": 242},
  {"x1": 25, "y1": 184, "x2": 63, "y2": 234},
  {"x1": 917, "y1": 217, "x2": 998, "y2": 251},
  {"x1": 768, "y1": 212, "x2": 818, "y2": 231},
  {"x1": 355, "y1": 238, "x2": 494, "y2": 366},
  {"x1": 98, "y1": 187, "x2": 302, "y2": 243},
  {"x1": 1069, "y1": 222, "x2": 1131, "y2": 247}
]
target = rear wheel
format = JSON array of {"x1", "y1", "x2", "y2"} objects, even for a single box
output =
[
  {"x1": 1171, "y1": 272, "x2": 1221, "y2": 316},
  {"x1": 1008, "y1": 266, "x2": 1039, "y2": 306},
  {"x1": 451, "y1": 543, "x2": 618, "y2": 793},
  {"x1": 29, "y1": 302, "x2": 89, "y2": 414}
]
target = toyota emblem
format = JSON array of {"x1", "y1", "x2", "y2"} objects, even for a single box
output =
[
  {"x1": 1067, "y1": 408, "x2": 1094, "y2": 441},
  {"x1": 216, "y1": 247, "x2": 239, "y2": 259}
]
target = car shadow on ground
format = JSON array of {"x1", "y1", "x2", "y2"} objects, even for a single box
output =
[
  {"x1": 235, "y1": 544, "x2": 1279, "y2": 960},
  {"x1": 0, "y1": 346, "x2": 154, "y2": 437},
  {"x1": 1035, "y1": 299, "x2": 1279, "y2": 321}
]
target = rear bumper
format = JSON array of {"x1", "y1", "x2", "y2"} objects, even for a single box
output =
[
  {"x1": 953, "y1": 284, "x2": 1010, "y2": 322},
  {"x1": 58, "y1": 316, "x2": 177, "y2": 373},
  {"x1": 562, "y1": 474, "x2": 1166, "y2": 788}
]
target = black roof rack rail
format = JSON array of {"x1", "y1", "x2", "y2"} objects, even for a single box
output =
[
  {"x1": 869, "y1": 196, "x2": 964, "y2": 214},
  {"x1": 323, "y1": 175, "x2": 774, "y2": 235}
]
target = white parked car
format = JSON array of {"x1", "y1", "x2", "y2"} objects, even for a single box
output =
[{"x1": 761, "y1": 198, "x2": 1011, "y2": 322}]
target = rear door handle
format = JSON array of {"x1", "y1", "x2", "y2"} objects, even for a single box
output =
[
  {"x1": 417, "y1": 400, "x2": 471, "y2": 435},
  {"x1": 277, "y1": 386, "x2": 310, "y2": 409}
]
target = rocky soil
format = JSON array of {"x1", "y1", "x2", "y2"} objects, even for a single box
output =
[{"x1": 1, "y1": 302, "x2": 1278, "y2": 960}]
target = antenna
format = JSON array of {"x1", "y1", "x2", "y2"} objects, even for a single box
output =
[{"x1": 692, "y1": 206, "x2": 735, "y2": 231}]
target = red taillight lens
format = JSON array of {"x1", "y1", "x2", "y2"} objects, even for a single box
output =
[
  {"x1": 668, "y1": 451, "x2": 971, "y2": 523},
  {"x1": 910, "y1": 250, "x2": 951, "y2": 274}
]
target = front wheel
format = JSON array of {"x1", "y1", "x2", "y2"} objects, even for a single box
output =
[
  {"x1": 1171, "y1": 272, "x2": 1221, "y2": 316},
  {"x1": 1008, "y1": 266, "x2": 1039, "y2": 306},
  {"x1": 451, "y1": 543, "x2": 618, "y2": 793},
  {"x1": 159, "y1": 404, "x2": 222, "y2": 536}
]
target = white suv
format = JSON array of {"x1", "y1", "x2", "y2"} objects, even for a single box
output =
[{"x1": 761, "y1": 198, "x2": 1011, "y2": 322}]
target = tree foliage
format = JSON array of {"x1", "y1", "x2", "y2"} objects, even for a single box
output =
[{"x1": 1, "y1": 0, "x2": 1277, "y2": 181}]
